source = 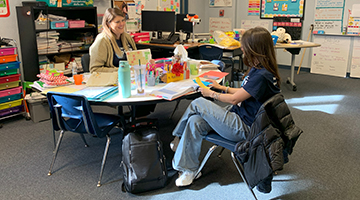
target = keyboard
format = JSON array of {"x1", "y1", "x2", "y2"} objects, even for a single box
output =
[{"x1": 150, "y1": 38, "x2": 176, "y2": 44}]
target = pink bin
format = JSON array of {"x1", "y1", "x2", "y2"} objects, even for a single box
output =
[{"x1": 68, "y1": 20, "x2": 85, "y2": 28}]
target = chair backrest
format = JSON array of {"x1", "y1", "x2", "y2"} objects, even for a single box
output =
[
  {"x1": 81, "y1": 53, "x2": 90, "y2": 73},
  {"x1": 47, "y1": 92, "x2": 105, "y2": 137},
  {"x1": 199, "y1": 45, "x2": 223, "y2": 61}
]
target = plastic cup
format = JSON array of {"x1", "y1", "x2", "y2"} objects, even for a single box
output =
[
  {"x1": 133, "y1": 65, "x2": 146, "y2": 94},
  {"x1": 190, "y1": 63, "x2": 198, "y2": 75},
  {"x1": 73, "y1": 74, "x2": 83, "y2": 85},
  {"x1": 147, "y1": 74, "x2": 156, "y2": 86}
]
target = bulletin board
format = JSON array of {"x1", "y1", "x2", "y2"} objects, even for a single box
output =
[
  {"x1": 260, "y1": 0, "x2": 305, "y2": 19},
  {"x1": 161, "y1": 0, "x2": 181, "y2": 13},
  {"x1": 313, "y1": 0, "x2": 360, "y2": 34}
]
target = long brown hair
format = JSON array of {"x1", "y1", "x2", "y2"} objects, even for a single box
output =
[
  {"x1": 241, "y1": 27, "x2": 281, "y2": 88},
  {"x1": 102, "y1": 7, "x2": 127, "y2": 57}
]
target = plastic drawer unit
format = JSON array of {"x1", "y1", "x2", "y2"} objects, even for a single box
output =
[
  {"x1": 0, "y1": 99, "x2": 23, "y2": 110},
  {"x1": 0, "y1": 61, "x2": 20, "y2": 76},
  {"x1": 0, "y1": 54, "x2": 18, "y2": 64},
  {"x1": 0, "y1": 74, "x2": 20, "y2": 84},
  {"x1": 0, "y1": 86, "x2": 22, "y2": 98},
  {"x1": 0, "y1": 105, "x2": 23, "y2": 118},
  {"x1": 0, "y1": 47, "x2": 16, "y2": 56}
]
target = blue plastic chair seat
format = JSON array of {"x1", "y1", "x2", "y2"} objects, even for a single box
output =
[{"x1": 205, "y1": 131, "x2": 237, "y2": 151}]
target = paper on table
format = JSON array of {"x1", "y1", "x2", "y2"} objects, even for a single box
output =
[
  {"x1": 86, "y1": 72, "x2": 118, "y2": 87},
  {"x1": 195, "y1": 77, "x2": 210, "y2": 89},
  {"x1": 150, "y1": 81, "x2": 199, "y2": 100},
  {"x1": 198, "y1": 71, "x2": 229, "y2": 80}
]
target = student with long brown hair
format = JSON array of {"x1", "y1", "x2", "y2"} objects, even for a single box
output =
[{"x1": 170, "y1": 27, "x2": 281, "y2": 188}]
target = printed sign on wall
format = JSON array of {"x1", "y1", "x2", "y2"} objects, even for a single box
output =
[{"x1": 0, "y1": 0, "x2": 10, "y2": 17}]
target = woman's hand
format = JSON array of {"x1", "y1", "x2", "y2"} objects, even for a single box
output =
[{"x1": 199, "y1": 87, "x2": 213, "y2": 97}]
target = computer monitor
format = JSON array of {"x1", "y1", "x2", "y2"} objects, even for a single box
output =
[
  {"x1": 176, "y1": 14, "x2": 193, "y2": 40},
  {"x1": 141, "y1": 11, "x2": 175, "y2": 39}
]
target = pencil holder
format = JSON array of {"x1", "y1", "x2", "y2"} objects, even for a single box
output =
[{"x1": 163, "y1": 72, "x2": 183, "y2": 83}]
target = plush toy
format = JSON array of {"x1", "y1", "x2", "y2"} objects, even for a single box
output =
[{"x1": 271, "y1": 27, "x2": 292, "y2": 43}]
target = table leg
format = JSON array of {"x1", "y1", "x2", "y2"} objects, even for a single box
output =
[{"x1": 286, "y1": 54, "x2": 297, "y2": 91}]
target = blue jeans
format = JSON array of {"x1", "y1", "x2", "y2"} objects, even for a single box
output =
[{"x1": 172, "y1": 97, "x2": 250, "y2": 172}]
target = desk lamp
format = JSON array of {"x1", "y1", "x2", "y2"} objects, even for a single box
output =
[{"x1": 184, "y1": 14, "x2": 201, "y2": 43}]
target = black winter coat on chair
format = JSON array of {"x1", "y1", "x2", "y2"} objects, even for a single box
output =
[{"x1": 235, "y1": 93, "x2": 303, "y2": 189}]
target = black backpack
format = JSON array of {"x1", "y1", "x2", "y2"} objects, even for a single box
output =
[{"x1": 121, "y1": 127, "x2": 168, "y2": 193}]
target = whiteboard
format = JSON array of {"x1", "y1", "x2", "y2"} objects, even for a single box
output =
[
  {"x1": 311, "y1": 35, "x2": 350, "y2": 77},
  {"x1": 209, "y1": 17, "x2": 232, "y2": 35},
  {"x1": 240, "y1": 20, "x2": 271, "y2": 31},
  {"x1": 350, "y1": 37, "x2": 360, "y2": 78}
]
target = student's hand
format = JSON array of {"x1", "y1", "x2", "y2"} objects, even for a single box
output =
[
  {"x1": 199, "y1": 87, "x2": 213, "y2": 97},
  {"x1": 206, "y1": 79, "x2": 221, "y2": 89}
]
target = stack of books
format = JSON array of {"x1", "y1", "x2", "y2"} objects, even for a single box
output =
[
  {"x1": 37, "y1": 31, "x2": 59, "y2": 54},
  {"x1": 58, "y1": 40, "x2": 85, "y2": 53}
]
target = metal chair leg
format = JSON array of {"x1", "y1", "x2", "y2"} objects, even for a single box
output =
[
  {"x1": 79, "y1": 133, "x2": 89, "y2": 147},
  {"x1": 231, "y1": 152, "x2": 258, "y2": 200},
  {"x1": 52, "y1": 129, "x2": 56, "y2": 149},
  {"x1": 217, "y1": 147, "x2": 225, "y2": 157},
  {"x1": 97, "y1": 134, "x2": 111, "y2": 187},
  {"x1": 169, "y1": 100, "x2": 181, "y2": 119},
  {"x1": 195, "y1": 145, "x2": 218, "y2": 179},
  {"x1": 48, "y1": 130, "x2": 65, "y2": 176}
]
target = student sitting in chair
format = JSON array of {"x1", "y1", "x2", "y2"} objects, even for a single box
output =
[
  {"x1": 89, "y1": 7, "x2": 156, "y2": 117},
  {"x1": 170, "y1": 27, "x2": 281, "y2": 188}
]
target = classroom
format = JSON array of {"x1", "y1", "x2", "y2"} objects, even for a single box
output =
[{"x1": 0, "y1": 0, "x2": 359, "y2": 199}]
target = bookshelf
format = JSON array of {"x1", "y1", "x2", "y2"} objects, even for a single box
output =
[{"x1": 16, "y1": 6, "x2": 98, "y2": 82}]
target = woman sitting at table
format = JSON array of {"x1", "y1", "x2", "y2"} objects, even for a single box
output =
[{"x1": 89, "y1": 7, "x2": 156, "y2": 117}]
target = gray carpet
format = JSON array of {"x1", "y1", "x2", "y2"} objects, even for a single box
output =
[{"x1": 0, "y1": 67, "x2": 359, "y2": 200}]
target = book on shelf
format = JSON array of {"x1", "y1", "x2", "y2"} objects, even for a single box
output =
[{"x1": 150, "y1": 80, "x2": 199, "y2": 101}]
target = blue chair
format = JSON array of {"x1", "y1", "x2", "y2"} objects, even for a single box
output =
[
  {"x1": 199, "y1": 44, "x2": 224, "y2": 61},
  {"x1": 195, "y1": 132, "x2": 258, "y2": 200},
  {"x1": 46, "y1": 92, "x2": 122, "y2": 187}
]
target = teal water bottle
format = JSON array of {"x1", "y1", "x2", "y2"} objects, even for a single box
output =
[{"x1": 118, "y1": 61, "x2": 131, "y2": 98}]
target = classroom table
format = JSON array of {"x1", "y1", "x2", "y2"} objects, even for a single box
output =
[{"x1": 275, "y1": 40, "x2": 321, "y2": 91}]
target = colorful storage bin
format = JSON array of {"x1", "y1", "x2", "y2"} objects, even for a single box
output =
[
  {"x1": 0, "y1": 47, "x2": 16, "y2": 56},
  {"x1": 0, "y1": 93, "x2": 22, "y2": 104},
  {"x1": 0, "y1": 61, "x2": 20, "y2": 72},
  {"x1": 131, "y1": 32, "x2": 150, "y2": 43},
  {"x1": 0, "y1": 74, "x2": 21, "y2": 84},
  {"x1": 0, "y1": 86, "x2": 22, "y2": 98},
  {"x1": 0, "y1": 54, "x2": 18, "y2": 64},
  {"x1": 0, "y1": 98, "x2": 23, "y2": 110},
  {"x1": 0, "y1": 105, "x2": 23, "y2": 118},
  {"x1": 50, "y1": 21, "x2": 68, "y2": 29},
  {"x1": 0, "y1": 80, "x2": 20, "y2": 90},
  {"x1": 68, "y1": 20, "x2": 85, "y2": 28}
]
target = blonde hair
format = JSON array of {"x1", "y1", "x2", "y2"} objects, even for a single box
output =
[{"x1": 102, "y1": 7, "x2": 127, "y2": 58}]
